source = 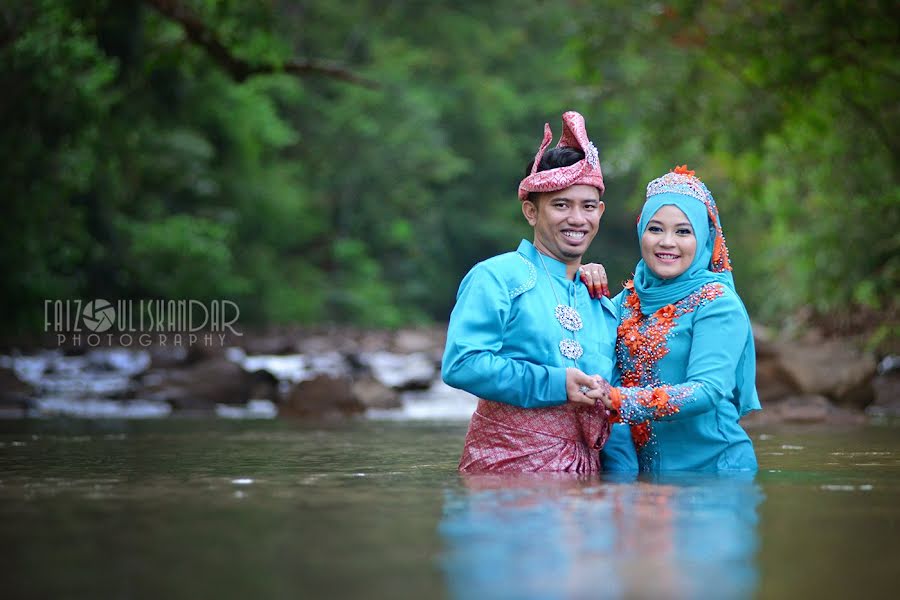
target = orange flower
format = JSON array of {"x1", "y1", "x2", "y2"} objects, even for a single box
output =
[
  {"x1": 649, "y1": 388, "x2": 670, "y2": 411},
  {"x1": 623, "y1": 332, "x2": 643, "y2": 355},
  {"x1": 631, "y1": 422, "x2": 651, "y2": 447},
  {"x1": 672, "y1": 164, "x2": 696, "y2": 177},
  {"x1": 656, "y1": 303, "x2": 677, "y2": 321},
  {"x1": 622, "y1": 313, "x2": 640, "y2": 327},
  {"x1": 636, "y1": 388, "x2": 668, "y2": 411},
  {"x1": 609, "y1": 387, "x2": 622, "y2": 411}
]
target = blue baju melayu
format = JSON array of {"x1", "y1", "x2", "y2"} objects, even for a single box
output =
[
  {"x1": 600, "y1": 181, "x2": 762, "y2": 473},
  {"x1": 443, "y1": 239, "x2": 618, "y2": 405},
  {"x1": 442, "y1": 239, "x2": 618, "y2": 472}
]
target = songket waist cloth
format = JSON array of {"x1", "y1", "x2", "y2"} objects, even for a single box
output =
[{"x1": 459, "y1": 399, "x2": 611, "y2": 473}]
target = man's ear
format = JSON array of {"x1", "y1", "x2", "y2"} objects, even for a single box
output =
[
  {"x1": 597, "y1": 201, "x2": 605, "y2": 220},
  {"x1": 521, "y1": 198, "x2": 538, "y2": 226}
]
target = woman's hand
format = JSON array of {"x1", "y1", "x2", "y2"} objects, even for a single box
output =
[{"x1": 578, "y1": 263, "x2": 609, "y2": 299}]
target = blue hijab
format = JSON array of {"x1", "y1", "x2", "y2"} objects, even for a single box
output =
[{"x1": 631, "y1": 188, "x2": 760, "y2": 416}]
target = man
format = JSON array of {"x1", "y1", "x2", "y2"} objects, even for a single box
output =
[{"x1": 442, "y1": 111, "x2": 617, "y2": 473}]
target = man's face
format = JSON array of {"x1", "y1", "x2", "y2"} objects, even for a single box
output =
[{"x1": 522, "y1": 184, "x2": 604, "y2": 264}]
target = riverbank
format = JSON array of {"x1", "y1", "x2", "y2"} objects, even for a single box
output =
[{"x1": 0, "y1": 324, "x2": 896, "y2": 423}]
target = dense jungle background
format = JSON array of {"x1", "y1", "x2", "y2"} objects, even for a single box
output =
[{"x1": 2, "y1": 0, "x2": 897, "y2": 349}]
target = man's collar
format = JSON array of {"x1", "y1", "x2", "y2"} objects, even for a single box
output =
[{"x1": 517, "y1": 239, "x2": 572, "y2": 279}]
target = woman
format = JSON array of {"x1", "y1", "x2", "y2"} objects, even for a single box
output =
[{"x1": 591, "y1": 165, "x2": 761, "y2": 472}]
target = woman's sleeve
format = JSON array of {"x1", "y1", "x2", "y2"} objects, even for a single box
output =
[
  {"x1": 609, "y1": 295, "x2": 748, "y2": 424},
  {"x1": 441, "y1": 264, "x2": 567, "y2": 409}
]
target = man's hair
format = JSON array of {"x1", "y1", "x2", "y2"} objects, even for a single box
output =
[{"x1": 523, "y1": 147, "x2": 585, "y2": 202}]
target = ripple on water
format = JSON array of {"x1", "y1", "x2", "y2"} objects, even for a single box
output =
[
  {"x1": 35, "y1": 397, "x2": 171, "y2": 419},
  {"x1": 820, "y1": 484, "x2": 874, "y2": 492},
  {"x1": 215, "y1": 400, "x2": 277, "y2": 419},
  {"x1": 831, "y1": 451, "x2": 892, "y2": 456}
]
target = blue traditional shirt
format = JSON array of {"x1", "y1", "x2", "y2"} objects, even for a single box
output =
[
  {"x1": 442, "y1": 240, "x2": 618, "y2": 408},
  {"x1": 600, "y1": 282, "x2": 758, "y2": 472}
]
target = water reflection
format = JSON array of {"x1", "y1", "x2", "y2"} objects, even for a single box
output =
[{"x1": 440, "y1": 472, "x2": 763, "y2": 600}]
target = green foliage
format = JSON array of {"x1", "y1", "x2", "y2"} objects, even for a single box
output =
[
  {"x1": 1, "y1": 0, "x2": 896, "y2": 339},
  {"x1": 573, "y1": 0, "x2": 898, "y2": 327},
  {"x1": 121, "y1": 214, "x2": 248, "y2": 299}
]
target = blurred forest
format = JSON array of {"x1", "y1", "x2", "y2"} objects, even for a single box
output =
[{"x1": 2, "y1": 0, "x2": 897, "y2": 345}]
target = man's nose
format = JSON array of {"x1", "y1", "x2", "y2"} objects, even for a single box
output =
[{"x1": 567, "y1": 207, "x2": 587, "y2": 223}]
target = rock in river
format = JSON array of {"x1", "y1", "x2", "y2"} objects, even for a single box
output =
[{"x1": 138, "y1": 357, "x2": 278, "y2": 412}]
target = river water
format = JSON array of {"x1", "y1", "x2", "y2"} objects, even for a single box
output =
[{"x1": 1, "y1": 418, "x2": 898, "y2": 599}]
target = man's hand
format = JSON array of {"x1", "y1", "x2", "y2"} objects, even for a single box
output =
[{"x1": 566, "y1": 368, "x2": 604, "y2": 405}]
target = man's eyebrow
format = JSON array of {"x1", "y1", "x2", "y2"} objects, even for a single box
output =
[{"x1": 549, "y1": 196, "x2": 599, "y2": 203}]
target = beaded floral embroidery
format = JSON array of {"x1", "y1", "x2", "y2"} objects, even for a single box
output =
[
  {"x1": 509, "y1": 255, "x2": 537, "y2": 299},
  {"x1": 610, "y1": 280, "x2": 725, "y2": 465}
]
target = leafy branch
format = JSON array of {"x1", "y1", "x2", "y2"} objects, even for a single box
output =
[{"x1": 142, "y1": 0, "x2": 379, "y2": 88}]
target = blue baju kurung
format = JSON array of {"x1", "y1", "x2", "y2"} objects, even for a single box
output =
[
  {"x1": 600, "y1": 283, "x2": 759, "y2": 472},
  {"x1": 600, "y1": 176, "x2": 761, "y2": 473}
]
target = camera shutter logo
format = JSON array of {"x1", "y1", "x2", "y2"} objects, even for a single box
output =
[{"x1": 82, "y1": 299, "x2": 115, "y2": 332}]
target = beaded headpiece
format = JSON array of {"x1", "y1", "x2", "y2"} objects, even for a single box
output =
[
  {"x1": 517, "y1": 111, "x2": 605, "y2": 201},
  {"x1": 646, "y1": 165, "x2": 732, "y2": 273}
]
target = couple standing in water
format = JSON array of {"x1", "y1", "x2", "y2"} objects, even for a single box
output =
[{"x1": 442, "y1": 111, "x2": 760, "y2": 473}]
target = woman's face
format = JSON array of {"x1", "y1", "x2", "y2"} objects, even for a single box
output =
[{"x1": 640, "y1": 204, "x2": 697, "y2": 279}]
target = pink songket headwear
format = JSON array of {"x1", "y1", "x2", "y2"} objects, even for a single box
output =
[{"x1": 517, "y1": 111, "x2": 605, "y2": 201}]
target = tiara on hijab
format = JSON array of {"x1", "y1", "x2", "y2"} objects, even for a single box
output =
[{"x1": 646, "y1": 165, "x2": 710, "y2": 204}]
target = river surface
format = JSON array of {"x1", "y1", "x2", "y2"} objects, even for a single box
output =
[{"x1": 1, "y1": 418, "x2": 898, "y2": 599}]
